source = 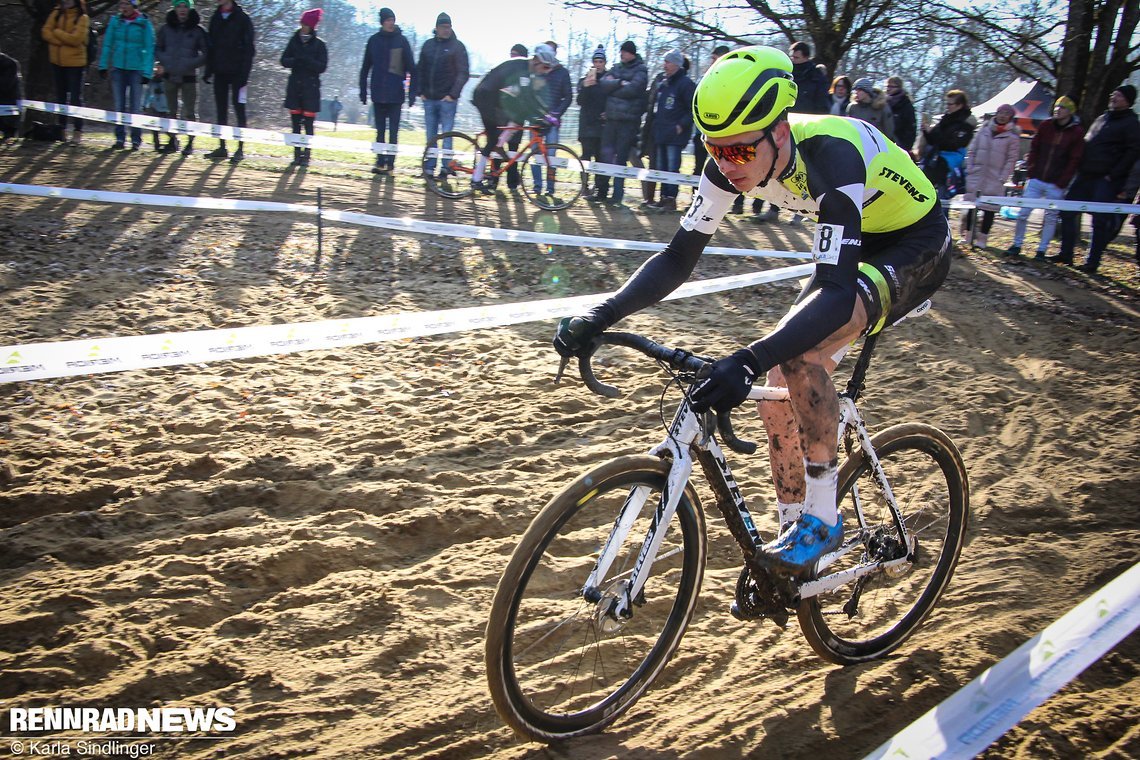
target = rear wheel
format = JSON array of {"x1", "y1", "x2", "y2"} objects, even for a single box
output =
[
  {"x1": 423, "y1": 131, "x2": 479, "y2": 198},
  {"x1": 798, "y1": 423, "x2": 969, "y2": 664},
  {"x1": 486, "y1": 455, "x2": 706, "y2": 741},
  {"x1": 520, "y1": 142, "x2": 587, "y2": 210}
]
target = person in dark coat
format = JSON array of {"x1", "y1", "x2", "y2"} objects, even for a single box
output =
[
  {"x1": 788, "y1": 41, "x2": 829, "y2": 114},
  {"x1": 593, "y1": 40, "x2": 648, "y2": 208},
  {"x1": 530, "y1": 40, "x2": 572, "y2": 196},
  {"x1": 577, "y1": 46, "x2": 608, "y2": 196},
  {"x1": 885, "y1": 75, "x2": 917, "y2": 153},
  {"x1": 918, "y1": 89, "x2": 977, "y2": 199},
  {"x1": 156, "y1": 0, "x2": 208, "y2": 156},
  {"x1": 415, "y1": 12, "x2": 468, "y2": 175},
  {"x1": 204, "y1": 0, "x2": 255, "y2": 161},
  {"x1": 648, "y1": 49, "x2": 695, "y2": 212},
  {"x1": 1056, "y1": 85, "x2": 1140, "y2": 273},
  {"x1": 281, "y1": 8, "x2": 328, "y2": 168},
  {"x1": 0, "y1": 45, "x2": 20, "y2": 140},
  {"x1": 359, "y1": 7, "x2": 416, "y2": 175}
]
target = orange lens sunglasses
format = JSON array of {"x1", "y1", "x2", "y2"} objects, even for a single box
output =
[{"x1": 703, "y1": 132, "x2": 768, "y2": 165}]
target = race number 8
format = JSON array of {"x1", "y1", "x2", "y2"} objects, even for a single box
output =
[{"x1": 812, "y1": 223, "x2": 843, "y2": 265}]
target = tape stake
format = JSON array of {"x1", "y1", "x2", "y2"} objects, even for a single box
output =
[{"x1": 864, "y1": 562, "x2": 1140, "y2": 760}]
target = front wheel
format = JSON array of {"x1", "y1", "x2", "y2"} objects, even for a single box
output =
[
  {"x1": 798, "y1": 423, "x2": 969, "y2": 665},
  {"x1": 520, "y1": 142, "x2": 587, "y2": 210},
  {"x1": 486, "y1": 455, "x2": 706, "y2": 742},
  {"x1": 423, "y1": 130, "x2": 479, "y2": 198}
]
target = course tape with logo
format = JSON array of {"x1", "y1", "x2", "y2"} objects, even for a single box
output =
[
  {"x1": 865, "y1": 561, "x2": 1140, "y2": 760},
  {"x1": 18, "y1": 100, "x2": 698, "y2": 185},
  {"x1": 0, "y1": 181, "x2": 811, "y2": 260},
  {"x1": 0, "y1": 264, "x2": 813, "y2": 383},
  {"x1": 974, "y1": 195, "x2": 1140, "y2": 215}
]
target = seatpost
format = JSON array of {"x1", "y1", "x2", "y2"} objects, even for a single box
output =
[{"x1": 843, "y1": 333, "x2": 880, "y2": 403}]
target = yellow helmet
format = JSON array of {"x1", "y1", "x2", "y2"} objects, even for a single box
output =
[{"x1": 693, "y1": 46, "x2": 798, "y2": 137}]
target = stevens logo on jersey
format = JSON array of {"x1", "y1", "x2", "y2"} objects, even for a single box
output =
[{"x1": 877, "y1": 166, "x2": 929, "y2": 203}]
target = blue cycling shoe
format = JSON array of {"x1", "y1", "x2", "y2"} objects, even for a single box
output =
[{"x1": 756, "y1": 513, "x2": 844, "y2": 577}]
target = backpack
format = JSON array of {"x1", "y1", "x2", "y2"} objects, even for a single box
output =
[{"x1": 87, "y1": 27, "x2": 98, "y2": 67}]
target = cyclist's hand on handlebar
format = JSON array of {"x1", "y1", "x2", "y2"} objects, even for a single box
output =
[
  {"x1": 553, "y1": 315, "x2": 606, "y2": 358},
  {"x1": 689, "y1": 348, "x2": 763, "y2": 413}
]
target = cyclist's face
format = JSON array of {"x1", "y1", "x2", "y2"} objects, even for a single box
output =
[{"x1": 706, "y1": 125, "x2": 784, "y2": 191}]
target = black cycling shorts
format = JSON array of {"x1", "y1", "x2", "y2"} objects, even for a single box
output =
[{"x1": 855, "y1": 204, "x2": 952, "y2": 335}]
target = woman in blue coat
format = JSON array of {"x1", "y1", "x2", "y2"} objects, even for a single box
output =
[
  {"x1": 281, "y1": 8, "x2": 328, "y2": 167},
  {"x1": 98, "y1": 0, "x2": 155, "y2": 150}
]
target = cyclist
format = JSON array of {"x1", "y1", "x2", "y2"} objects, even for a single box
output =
[
  {"x1": 554, "y1": 46, "x2": 951, "y2": 577},
  {"x1": 469, "y1": 45, "x2": 556, "y2": 194}
]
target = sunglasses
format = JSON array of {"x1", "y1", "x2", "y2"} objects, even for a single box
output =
[{"x1": 703, "y1": 133, "x2": 767, "y2": 165}]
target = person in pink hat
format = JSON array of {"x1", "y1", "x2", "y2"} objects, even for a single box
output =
[{"x1": 281, "y1": 8, "x2": 327, "y2": 167}]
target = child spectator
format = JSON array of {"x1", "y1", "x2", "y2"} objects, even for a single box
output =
[{"x1": 143, "y1": 63, "x2": 175, "y2": 152}]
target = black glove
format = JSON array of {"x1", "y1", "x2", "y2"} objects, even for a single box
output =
[
  {"x1": 360, "y1": 92, "x2": 367, "y2": 105},
  {"x1": 99, "y1": 69, "x2": 107, "y2": 80},
  {"x1": 553, "y1": 314, "x2": 607, "y2": 358},
  {"x1": 203, "y1": 74, "x2": 212, "y2": 85},
  {"x1": 141, "y1": 77, "x2": 149, "y2": 84},
  {"x1": 689, "y1": 348, "x2": 763, "y2": 414}
]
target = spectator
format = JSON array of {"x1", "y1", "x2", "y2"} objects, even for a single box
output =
[
  {"x1": 0, "y1": 44, "x2": 20, "y2": 140},
  {"x1": 1122, "y1": 156, "x2": 1140, "y2": 268},
  {"x1": 530, "y1": 40, "x2": 572, "y2": 196},
  {"x1": 1007, "y1": 96, "x2": 1084, "y2": 259},
  {"x1": 360, "y1": 7, "x2": 416, "y2": 176},
  {"x1": 577, "y1": 45, "x2": 607, "y2": 189},
  {"x1": 828, "y1": 75, "x2": 851, "y2": 116},
  {"x1": 918, "y1": 89, "x2": 976, "y2": 200},
  {"x1": 142, "y1": 62, "x2": 173, "y2": 152},
  {"x1": 845, "y1": 77, "x2": 895, "y2": 143},
  {"x1": 416, "y1": 12, "x2": 468, "y2": 176},
  {"x1": 155, "y1": 0, "x2": 207, "y2": 157},
  {"x1": 469, "y1": 48, "x2": 553, "y2": 193},
  {"x1": 648, "y1": 49, "x2": 695, "y2": 212},
  {"x1": 693, "y1": 44, "x2": 730, "y2": 177},
  {"x1": 329, "y1": 95, "x2": 342, "y2": 129},
  {"x1": 788, "y1": 41, "x2": 829, "y2": 114},
  {"x1": 961, "y1": 103, "x2": 1020, "y2": 249},
  {"x1": 885, "y1": 75, "x2": 916, "y2": 153},
  {"x1": 99, "y1": 0, "x2": 155, "y2": 151},
  {"x1": 281, "y1": 8, "x2": 327, "y2": 168},
  {"x1": 593, "y1": 40, "x2": 648, "y2": 209},
  {"x1": 203, "y1": 0, "x2": 255, "y2": 162},
  {"x1": 634, "y1": 65, "x2": 667, "y2": 207},
  {"x1": 1055, "y1": 85, "x2": 1140, "y2": 273},
  {"x1": 41, "y1": 0, "x2": 90, "y2": 145}
]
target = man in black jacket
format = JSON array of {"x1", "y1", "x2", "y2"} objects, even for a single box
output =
[
  {"x1": 1056, "y1": 85, "x2": 1140, "y2": 273},
  {"x1": 203, "y1": 0, "x2": 255, "y2": 162},
  {"x1": 592, "y1": 40, "x2": 648, "y2": 209},
  {"x1": 416, "y1": 12, "x2": 469, "y2": 176}
]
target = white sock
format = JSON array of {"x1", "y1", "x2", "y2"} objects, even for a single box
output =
[
  {"x1": 776, "y1": 500, "x2": 804, "y2": 528},
  {"x1": 473, "y1": 154, "x2": 489, "y2": 182},
  {"x1": 803, "y1": 458, "x2": 838, "y2": 526}
]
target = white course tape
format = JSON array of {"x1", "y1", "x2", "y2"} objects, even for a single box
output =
[
  {"x1": 19, "y1": 100, "x2": 694, "y2": 184},
  {"x1": 865, "y1": 561, "x2": 1140, "y2": 760},
  {"x1": 976, "y1": 195, "x2": 1140, "y2": 214},
  {"x1": 0, "y1": 264, "x2": 813, "y2": 383},
  {"x1": 0, "y1": 105, "x2": 20, "y2": 116},
  {"x1": 0, "y1": 182, "x2": 813, "y2": 260}
]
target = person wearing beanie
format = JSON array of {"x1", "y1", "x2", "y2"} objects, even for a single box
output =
[
  {"x1": 281, "y1": 8, "x2": 327, "y2": 167},
  {"x1": 961, "y1": 103, "x2": 1020, "y2": 249},
  {"x1": 41, "y1": 0, "x2": 91, "y2": 145},
  {"x1": 98, "y1": 0, "x2": 156, "y2": 151},
  {"x1": 203, "y1": 0, "x2": 255, "y2": 161},
  {"x1": 360, "y1": 6, "x2": 417, "y2": 175},
  {"x1": 155, "y1": 0, "x2": 208, "y2": 155},
  {"x1": 590, "y1": 39, "x2": 647, "y2": 207},
  {"x1": 646, "y1": 47, "x2": 696, "y2": 212},
  {"x1": 845, "y1": 76, "x2": 895, "y2": 144},
  {"x1": 577, "y1": 43, "x2": 609, "y2": 182},
  {"x1": 1007, "y1": 96, "x2": 1085, "y2": 258},
  {"x1": 1055, "y1": 84, "x2": 1140, "y2": 272},
  {"x1": 415, "y1": 10, "x2": 469, "y2": 176}
]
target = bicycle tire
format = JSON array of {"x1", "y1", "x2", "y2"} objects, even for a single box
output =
[
  {"x1": 519, "y1": 142, "x2": 587, "y2": 211},
  {"x1": 486, "y1": 455, "x2": 706, "y2": 742},
  {"x1": 798, "y1": 423, "x2": 969, "y2": 665},
  {"x1": 423, "y1": 131, "x2": 479, "y2": 199}
]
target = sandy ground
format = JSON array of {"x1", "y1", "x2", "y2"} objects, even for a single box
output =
[{"x1": 1, "y1": 135, "x2": 1138, "y2": 759}]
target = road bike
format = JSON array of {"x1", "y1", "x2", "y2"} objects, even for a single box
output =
[
  {"x1": 422, "y1": 124, "x2": 587, "y2": 211},
  {"x1": 485, "y1": 303, "x2": 970, "y2": 742}
]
